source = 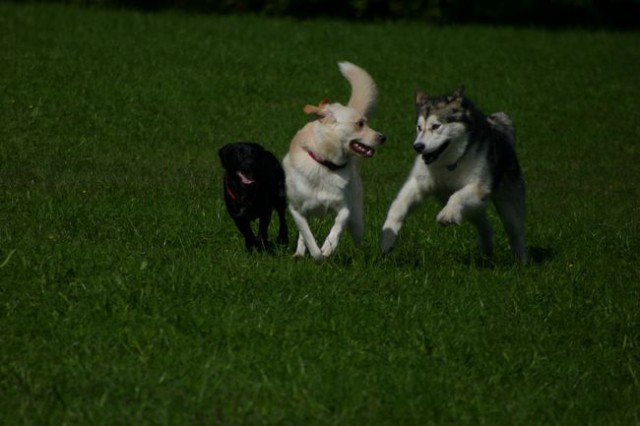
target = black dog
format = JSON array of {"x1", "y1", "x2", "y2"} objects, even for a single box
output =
[{"x1": 218, "y1": 142, "x2": 289, "y2": 252}]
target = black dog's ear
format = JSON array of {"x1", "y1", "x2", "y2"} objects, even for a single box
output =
[
  {"x1": 218, "y1": 144, "x2": 236, "y2": 170},
  {"x1": 246, "y1": 142, "x2": 265, "y2": 155}
]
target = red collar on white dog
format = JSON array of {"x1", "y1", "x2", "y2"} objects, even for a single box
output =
[{"x1": 307, "y1": 150, "x2": 347, "y2": 171}]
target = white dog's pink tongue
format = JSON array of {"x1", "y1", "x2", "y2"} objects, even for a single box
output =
[{"x1": 237, "y1": 171, "x2": 255, "y2": 185}]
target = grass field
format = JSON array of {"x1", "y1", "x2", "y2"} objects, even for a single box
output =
[{"x1": 1, "y1": 3, "x2": 639, "y2": 424}]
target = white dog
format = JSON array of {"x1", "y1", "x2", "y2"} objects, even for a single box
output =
[{"x1": 282, "y1": 62, "x2": 386, "y2": 259}]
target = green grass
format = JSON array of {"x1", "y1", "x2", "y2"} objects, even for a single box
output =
[{"x1": 1, "y1": 3, "x2": 639, "y2": 424}]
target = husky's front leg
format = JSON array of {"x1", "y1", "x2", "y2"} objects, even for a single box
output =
[
  {"x1": 289, "y1": 207, "x2": 322, "y2": 259},
  {"x1": 437, "y1": 183, "x2": 490, "y2": 226},
  {"x1": 380, "y1": 175, "x2": 427, "y2": 254},
  {"x1": 320, "y1": 207, "x2": 350, "y2": 257}
]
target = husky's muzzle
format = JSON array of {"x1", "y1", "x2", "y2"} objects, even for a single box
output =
[{"x1": 415, "y1": 141, "x2": 451, "y2": 165}]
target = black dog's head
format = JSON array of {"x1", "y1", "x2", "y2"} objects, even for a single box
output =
[
  {"x1": 219, "y1": 142, "x2": 265, "y2": 184},
  {"x1": 219, "y1": 142, "x2": 266, "y2": 206}
]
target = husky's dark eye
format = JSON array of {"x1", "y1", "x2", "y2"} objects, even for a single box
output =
[
  {"x1": 431, "y1": 123, "x2": 441, "y2": 131},
  {"x1": 356, "y1": 119, "x2": 366, "y2": 128},
  {"x1": 417, "y1": 124, "x2": 423, "y2": 132}
]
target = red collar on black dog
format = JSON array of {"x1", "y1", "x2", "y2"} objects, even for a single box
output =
[
  {"x1": 307, "y1": 150, "x2": 348, "y2": 171},
  {"x1": 224, "y1": 174, "x2": 237, "y2": 202}
]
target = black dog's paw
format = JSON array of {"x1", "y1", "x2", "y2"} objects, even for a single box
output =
[
  {"x1": 244, "y1": 238, "x2": 278, "y2": 254},
  {"x1": 255, "y1": 239, "x2": 274, "y2": 253},
  {"x1": 244, "y1": 240, "x2": 257, "y2": 252}
]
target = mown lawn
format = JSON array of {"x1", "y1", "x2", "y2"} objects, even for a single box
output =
[{"x1": 1, "y1": 3, "x2": 639, "y2": 424}]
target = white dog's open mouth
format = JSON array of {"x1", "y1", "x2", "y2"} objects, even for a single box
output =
[
  {"x1": 237, "y1": 171, "x2": 256, "y2": 185},
  {"x1": 350, "y1": 140, "x2": 375, "y2": 158}
]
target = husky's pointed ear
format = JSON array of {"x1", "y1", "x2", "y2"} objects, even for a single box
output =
[
  {"x1": 415, "y1": 90, "x2": 429, "y2": 106},
  {"x1": 452, "y1": 85, "x2": 465, "y2": 99},
  {"x1": 446, "y1": 85, "x2": 465, "y2": 106}
]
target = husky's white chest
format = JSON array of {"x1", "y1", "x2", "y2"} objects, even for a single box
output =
[{"x1": 414, "y1": 155, "x2": 488, "y2": 195}]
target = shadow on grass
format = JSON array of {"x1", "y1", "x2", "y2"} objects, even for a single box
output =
[
  {"x1": 528, "y1": 246, "x2": 557, "y2": 264},
  {"x1": 379, "y1": 245, "x2": 557, "y2": 270},
  {"x1": 254, "y1": 243, "x2": 557, "y2": 269},
  {"x1": 459, "y1": 245, "x2": 557, "y2": 269}
]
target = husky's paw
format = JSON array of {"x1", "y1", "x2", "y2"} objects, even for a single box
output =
[
  {"x1": 320, "y1": 241, "x2": 336, "y2": 258},
  {"x1": 380, "y1": 228, "x2": 397, "y2": 254},
  {"x1": 437, "y1": 207, "x2": 462, "y2": 226}
]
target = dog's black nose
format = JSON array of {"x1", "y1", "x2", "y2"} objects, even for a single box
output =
[
  {"x1": 414, "y1": 143, "x2": 425, "y2": 153},
  {"x1": 378, "y1": 132, "x2": 386, "y2": 144}
]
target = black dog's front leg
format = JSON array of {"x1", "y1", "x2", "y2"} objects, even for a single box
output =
[
  {"x1": 256, "y1": 213, "x2": 274, "y2": 251},
  {"x1": 275, "y1": 205, "x2": 289, "y2": 245},
  {"x1": 233, "y1": 218, "x2": 258, "y2": 252}
]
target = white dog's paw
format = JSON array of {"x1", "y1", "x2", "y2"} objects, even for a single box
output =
[
  {"x1": 293, "y1": 244, "x2": 307, "y2": 258},
  {"x1": 312, "y1": 252, "x2": 326, "y2": 261},
  {"x1": 437, "y1": 206, "x2": 462, "y2": 226}
]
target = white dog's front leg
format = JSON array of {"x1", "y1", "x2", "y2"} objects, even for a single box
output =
[
  {"x1": 321, "y1": 207, "x2": 350, "y2": 257},
  {"x1": 381, "y1": 176, "x2": 426, "y2": 254},
  {"x1": 437, "y1": 183, "x2": 490, "y2": 226},
  {"x1": 294, "y1": 233, "x2": 307, "y2": 257},
  {"x1": 289, "y1": 207, "x2": 322, "y2": 259},
  {"x1": 347, "y1": 174, "x2": 364, "y2": 247}
]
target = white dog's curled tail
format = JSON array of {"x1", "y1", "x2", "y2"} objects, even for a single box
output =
[{"x1": 338, "y1": 61, "x2": 378, "y2": 118}]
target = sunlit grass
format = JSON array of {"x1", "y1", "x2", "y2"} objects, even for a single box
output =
[{"x1": 1, "y1": 3, "x2": 639, "y2": 424}]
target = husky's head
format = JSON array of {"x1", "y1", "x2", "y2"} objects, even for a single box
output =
[
  {"x1": 303, "y1": 62, "x2": 386, "y2": 160},
  {"x1": 413, "y1": 86, "x2": 472, "y2": 166}
]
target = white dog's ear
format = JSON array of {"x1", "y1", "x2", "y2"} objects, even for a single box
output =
[
  {"x1": 304, "y1": 99, "x2": 334, "y2": 122},
  {"x1": 303, "y1": 98, "x2": 329, "y2": 115}
]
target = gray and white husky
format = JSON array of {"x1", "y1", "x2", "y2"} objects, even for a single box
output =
[{"x1": 380, "y1": 86, "x2": 527, "y2": 263}]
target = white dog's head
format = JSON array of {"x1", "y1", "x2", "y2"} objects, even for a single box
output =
[{"x1": 303, "y1": 62, "x2": 385, "y2": 161}]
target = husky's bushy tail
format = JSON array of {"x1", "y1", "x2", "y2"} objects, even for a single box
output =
[
  {"x1": 488, "y1": 112, "x2": 515, "y2": 146},
  {"x1": 338, "y1": 61, "x2": 378, "y2": 118}
]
